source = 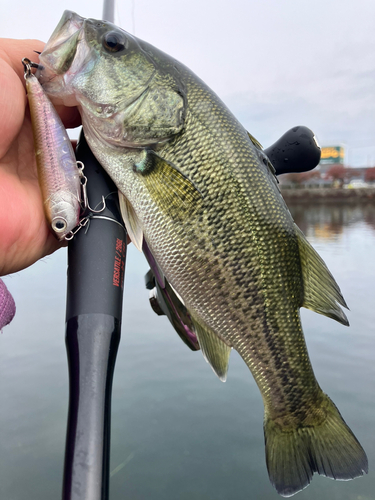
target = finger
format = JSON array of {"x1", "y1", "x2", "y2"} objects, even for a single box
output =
[
  {"x1": 0, "y1": 58, "x2": 26, "y2": 158},
  {"x1": 0, "y1": 39, "x2": 81, "y2": 130},
  {"x1": 0, "y1": 38, "x2": 45, "y2": 81}
]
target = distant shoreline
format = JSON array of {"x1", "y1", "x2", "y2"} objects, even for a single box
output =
[{"x1": 280, "y1": 187, "x2": 375, "y2": 203}]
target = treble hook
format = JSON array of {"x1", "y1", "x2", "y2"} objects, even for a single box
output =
[
  {"x1": 88, "y1": 195, "x2": 106, "y2": 213},
  {"x1": 76, "y1": 161, "x2": 106, "y2": 214}
]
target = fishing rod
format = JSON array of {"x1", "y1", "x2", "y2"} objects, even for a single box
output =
[
  {"x1": 63, "y1": 133, "x2": 125, "y2": 500},
  {"x1": 62, "y1": 2, "x2": 125, "y2": 499}
]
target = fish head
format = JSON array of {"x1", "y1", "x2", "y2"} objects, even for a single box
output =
[
  {"x1": 38, "y1": 11, "x2": 186, "y2": 148},
  {"x1": 46, "y1": 191, "x2": 80, "y2": 240}
]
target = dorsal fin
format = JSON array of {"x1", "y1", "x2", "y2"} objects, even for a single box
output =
[
  {"x1": 247, "y1": 131, "x2": 263, "y2": 150},
  {"x1": 190, "y1": 313, "x2": 232, "y2": 382},
  {"x1": 295, "y1": 224, "x2": 349, "y2": 325}
]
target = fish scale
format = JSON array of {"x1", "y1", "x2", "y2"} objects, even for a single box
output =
[
  {"x1": 38, "y1": 11, "x2": 367, "y2": 496},
  {"x1": 156, "y1": 85, "x2": 316, "y2": 416}
]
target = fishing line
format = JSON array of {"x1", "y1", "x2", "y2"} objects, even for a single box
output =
[
  {"x1": 131, "y1": 0, "x2": 136, "y2": 34},
  {"x1": 91, "y1": 215, "x2": 126, "y2": 229}
]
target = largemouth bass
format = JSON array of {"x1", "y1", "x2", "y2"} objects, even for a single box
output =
[
  {"x1": 22, "y1": 57, "x2": 81, "y2": 240},
  {"x1": 38, "y1": 11, "x2": 367, "y2": 496}
]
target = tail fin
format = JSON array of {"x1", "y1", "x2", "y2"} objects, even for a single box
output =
[{"x1": 264, "y1": 395, "x2": 368, "y2": 497}]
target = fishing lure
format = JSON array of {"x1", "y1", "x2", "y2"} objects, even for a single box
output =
[{"x1": 22, "y1": 57, "x2": 82, "y2": 240}]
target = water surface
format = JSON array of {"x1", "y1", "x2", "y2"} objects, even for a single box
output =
[{"x1": 1, "y1": 203, "x2": 374, "y2": 500}]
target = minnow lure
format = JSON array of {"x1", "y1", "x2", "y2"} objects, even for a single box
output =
[{"x1": 22, "y1": 57, "x2": 81, "y2": 240}]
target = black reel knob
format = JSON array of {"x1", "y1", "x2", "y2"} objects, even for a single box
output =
[{"x1": 264, "y1": 126, "x2": 321, "y2": 176}]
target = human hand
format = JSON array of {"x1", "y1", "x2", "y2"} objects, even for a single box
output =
[{"x1": 0, "y1": 38, "x2": 81, "y2": 276}]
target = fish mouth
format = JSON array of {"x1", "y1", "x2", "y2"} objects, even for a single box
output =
[
  {"x1": 39, "y1": 11, "x2": 84, "y2": 74},
  {"x1": 45, "y1": 10, "x2": 84, "y2": 53},
  {"x1": 37, "y1": 11, "x2": 88, "y2": 102}
]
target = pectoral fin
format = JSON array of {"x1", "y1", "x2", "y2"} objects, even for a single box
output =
[
  {"x1": 295, "y1": 224, "x2": 349, "y2": 325},
  {"x1": 134, "y1": 150, "x2": 202, "y2": 220},
  {"x1": 190, "y1": 313, "x2": 232, "y2": 382},
  {"x1": 119, "y1": 191, "x2": 143, "y2": 251}
]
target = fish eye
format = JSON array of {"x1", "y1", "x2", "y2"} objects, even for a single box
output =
[
  {"x1": 103, "y1": 31, "x2": 127, "y2": 53},
  {"x1": 52, "y1": 217, "x2": 68, "y2": 232}
]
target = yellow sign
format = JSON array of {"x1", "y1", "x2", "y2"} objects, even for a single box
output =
[{"x1": 320, "y1": 146, "x2": 345, "y2": 164}]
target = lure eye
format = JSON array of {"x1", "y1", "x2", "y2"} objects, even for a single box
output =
[
  {"x1": 52, "y1": 217, "x2": 68, "y2": 233},
  {"x1": 103, "y1": 31, "x2": 127, "y2": 53}
]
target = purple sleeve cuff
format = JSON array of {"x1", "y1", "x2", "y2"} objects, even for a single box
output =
[{"x1": 0, "y1": 278, "x2": 16, "y2": 329}]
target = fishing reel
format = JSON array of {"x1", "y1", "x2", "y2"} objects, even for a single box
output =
[
  {"x1": 263, "y1": 125, "x2": 321, "y2": 175},
  {"x1": 145, "y1": 126, "x2": 321, "y2": 349}
]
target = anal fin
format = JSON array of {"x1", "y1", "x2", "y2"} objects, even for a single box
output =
[{"x1": 190, "y1": 313, "x2": 231, "y2": 382}]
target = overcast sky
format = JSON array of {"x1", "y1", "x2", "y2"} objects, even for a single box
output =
[{"x1": 2, "y1": 0, "x2": 375, "y2": 166}]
